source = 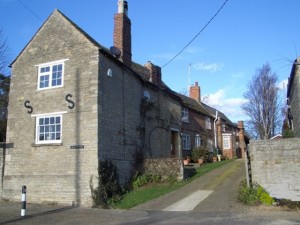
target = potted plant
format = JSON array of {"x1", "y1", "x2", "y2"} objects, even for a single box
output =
[
  {"x1": 212, "y1": 148, "x2": 218, "y2": 162},
  {"x1": 183, "y1": 157, "x2": 189, "y2": 166},
  {"x1": 192, "y1": 146, "x2": 208, "y2": 165}
]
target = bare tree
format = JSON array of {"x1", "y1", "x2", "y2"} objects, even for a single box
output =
[
  {"x1": 0, "y1": 29, "x2": 10, "y2": 141},
  {"x1": 0, "y1": 29, "x2": 9, "y2": 75},
  {"x1": 242, "y1": 63, "x2": 281, "y2": 139}
]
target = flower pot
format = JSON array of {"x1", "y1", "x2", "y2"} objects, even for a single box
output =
[
  {"x1": 217, "y1": 154, "x2": 221, "y2": 161},
  {"x1": 212, "y1": 156, "x2": 217, "y2": 162},
  {"x1": 198, "y1": 158, "x2": 204, "y2": 165},
  {"x1": 183, "y1": 159, "x2": 189, "y2": 165}
]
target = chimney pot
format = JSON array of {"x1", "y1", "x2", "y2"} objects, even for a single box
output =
[{"x1": 118, "y1": 0, "x2": 128, "y2": 15}]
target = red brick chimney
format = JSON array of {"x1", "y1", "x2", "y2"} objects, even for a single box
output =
[
  {"x1": 189, "y1": 82, "x2": 201, "y2": 102},
  {"x1": 114, "y1": 0, "x2": 132, "y2": 68},
  {"x1": 144, "y1": 62, "x2": 162, "y2": 86}
]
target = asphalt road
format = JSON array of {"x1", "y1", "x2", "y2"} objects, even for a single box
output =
[{"x1": 1, "y1": 160, "x2": 299, "y2": 225}]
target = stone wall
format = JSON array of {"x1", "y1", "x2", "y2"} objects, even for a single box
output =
[
  {"x1": 249, "y1": 138, "x2": 300, "y2": 201},
  {"x1": 98, "y1": 54, "x2": 143, "y2": 185},
  {"x1": 1, "y1": 10, "x2": 99, "y2": 207},
  {"x1": 144, "y1": 158, "x2": 183, "y2": 180}
]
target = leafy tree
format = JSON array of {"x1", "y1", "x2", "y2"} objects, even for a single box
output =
[{"x1": 242, "y1": 63, "x2": 281, "y2": 139}]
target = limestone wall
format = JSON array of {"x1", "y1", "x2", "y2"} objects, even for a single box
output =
[
  {"x1": 249, "y1": 138, "x2": 300, "y2": 201},
  {"x1": 144, "y1": 158, "x2": 183, "y2": 180}
]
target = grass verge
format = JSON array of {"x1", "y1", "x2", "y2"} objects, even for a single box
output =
[{"x1": 111, "y1": 160, "x2": 230, "y2": 209}]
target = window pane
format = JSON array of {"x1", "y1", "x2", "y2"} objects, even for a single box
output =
[
  {"x1": 56, "y1": 117, "x2": 60, "y2": 123},
  {"x1": 45, "y1": 118, "x2": 50, "y2": 124},
  {"x1": 50, "y1": 117, "x2": 55, "y2": 124},
  {"x1": 50, "y1": 133, "x2": 55, "y2": 140},
  {"x1": 39, "y1": 118, "x2": 44, "y2": 125},
  {"x1": 39, "y1": 126, "x2": 44, "y2": 133}
]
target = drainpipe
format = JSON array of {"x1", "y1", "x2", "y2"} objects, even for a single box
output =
[{"x1": 214, "y1": 111, "x2": 218, "y2": 149}]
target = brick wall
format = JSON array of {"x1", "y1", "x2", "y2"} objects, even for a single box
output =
[{"x1": 249, "y1": 138, "x2": 300, "y2": 201}]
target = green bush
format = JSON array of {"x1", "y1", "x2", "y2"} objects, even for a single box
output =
[
  {"x1": 257, "y1": 186, "x2": 274, "y2": 205},
  {"x1": 90, "y1": 160, "x2": 123, "y2": 208},
  {"x1": 132, "y1": 173, "x2": 162, "y2": 189},
  {"x1": 238, "y1": 180, "x2": 260, "y2": 205},
  {"x1": 238, "y1": 180, "x2": 274, "y2": 206},
  {"x1": 191, "y1": 146, "x2": 209, "y2": 162}
]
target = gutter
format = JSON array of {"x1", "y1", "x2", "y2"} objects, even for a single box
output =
[{"x1": 214, "y1": 111, "x2": 218, "y2": 149}]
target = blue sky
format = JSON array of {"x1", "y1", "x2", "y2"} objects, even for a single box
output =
[{"x1": 0, "y1": 0, "x2": 298, "y2": 122}]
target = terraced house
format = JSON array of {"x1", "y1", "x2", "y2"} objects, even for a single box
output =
[{"x1": 1, "y1": 0, "x2": 247, "y2": 206}]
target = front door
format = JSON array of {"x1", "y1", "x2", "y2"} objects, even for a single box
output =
[{"x1": 171, "y1": 130, "x2": 179, "y2": 157}]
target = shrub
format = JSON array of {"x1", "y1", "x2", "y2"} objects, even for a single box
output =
[
  {"x1": 257, "y1": 186, "x2": 274, "y2": 205},
  {"x1": 238, "y1": 180, "x2": 260, "y2": 205},
  {"x1": 90, "y1": 160, "x2": 123, "y2": 208},
  {"x1": 132, "y1": 173, "x2": 162, "y2": 189},
  {"x1": 191, "y1": 146, "x2": 209, "y2": 162},
  {"x1": 238, "y1": 180, "x2": 274, "y2": 206}
]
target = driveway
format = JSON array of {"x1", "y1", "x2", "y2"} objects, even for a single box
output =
[{"x1": 133, "y1": 159, "x2": 247, "y2": 212}]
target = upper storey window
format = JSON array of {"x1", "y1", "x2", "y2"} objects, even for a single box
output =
[
  {"x1": 181, "y1": 107, "x2": 189, "y2": 123},
  {"x1": 37, "y1": 59, "x2": 68, "y2": 90}
]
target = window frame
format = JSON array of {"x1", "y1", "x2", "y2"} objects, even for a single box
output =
[
  {"x1": 34, "y1": 113, "x2": 64, "y2": 144},
  {"x1": 182, "y1": 134, "x2": 191, "y2": 150},
  {"x1": 181, "y1": 107, "x2": 189, "y2": 123},
  {"x1": 222, "y1": 134, "x2": 232, "y2": 149},
  {"x1": 207, "y1": 139, "x2": 213, "y2": 152},
  {"x1": 36, "y1": 59, "x2": 68, "y2": 91},
  {"x1": 205, "y1": 116, "x2": 212, "y2": 130},
  {"x1": 195, "y1": 134, "x2": 201, "y2": 147}
]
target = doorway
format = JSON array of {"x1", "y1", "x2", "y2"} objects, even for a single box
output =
[{"x1": 171, "y1": 130, "x2": 179, "y2": 158}]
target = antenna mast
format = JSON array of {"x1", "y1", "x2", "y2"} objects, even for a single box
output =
[{"x1": 188, "y1": 63, "x2": 192, "y2": 91}]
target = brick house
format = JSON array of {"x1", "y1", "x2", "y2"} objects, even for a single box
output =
[
  {"x1": 1, "y1": 0, "x2": 247, "y2": 206},
  {"x1": 287, "y1": 57, "x2": 300, "y2": 136},
  {"x1": 179, "y1": 82, "x2": 247, "y2": 160}
]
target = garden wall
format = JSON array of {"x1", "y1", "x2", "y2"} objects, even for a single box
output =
[
  {"x1": 249, "y1": 138, "x2": 300, "y2": 201},
  {"x1": 144, "y1": 158, "x2": 183, "y2": 180}
]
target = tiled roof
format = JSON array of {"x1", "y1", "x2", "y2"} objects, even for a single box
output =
[
  {"x1": 202, "y1": 103, "x2": 237, "y2": 128},
  {"x1": 174, "y1": 93, "x2": 211, "y2": 116}
]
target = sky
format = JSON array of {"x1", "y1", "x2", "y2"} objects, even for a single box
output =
[{"x1": 0, "y1": 0, "x2": 298, "y2": 122}]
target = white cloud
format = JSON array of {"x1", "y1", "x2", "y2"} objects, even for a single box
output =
[
  {"x1": 202, "y1": 89, "x2": 248, "y2": 122},
  {"x1": 277, "y1": 79, "x2": 288, "y2": 91},
  {"x1": 193, "y1": 62, "x2": 223, "y2": 73}
]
